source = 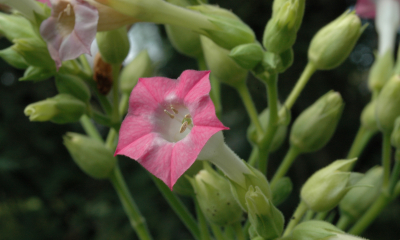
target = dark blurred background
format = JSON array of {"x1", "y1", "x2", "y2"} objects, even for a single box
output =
[{"x1": 1, "y1": 0, "x2": 398, "y2": 239}]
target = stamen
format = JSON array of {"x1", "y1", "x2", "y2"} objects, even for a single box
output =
[
  {"x1": 185, "y1": 114, "x2": 192, "y2": 119},
  {"x1": 171, "y1": 106, "x2": 178, "y2": 114},
  {"x1": 179, "y1": 121, "x2": 188, "y2": 133},
  {"x1": 164, "y1": 109, "x2": 175, "y2": 119},
  {"x1": 65, "y1": 4, "x2": 72, "y2": 15}
]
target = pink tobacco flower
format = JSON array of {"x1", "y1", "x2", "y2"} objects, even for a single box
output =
[
  {"x1": 115, "y1": 70, "x2": 228, "y2": 190},
  {"x1": 40, "y1": 0, "x2": 140, "y2": 69},
  {"x1": 355, "y1": 0, "x2": 377, "y2": 18}
]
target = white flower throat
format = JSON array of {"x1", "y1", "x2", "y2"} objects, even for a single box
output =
[{"x1": 158, "y1": 104, "x2": 193, "y2": 143}]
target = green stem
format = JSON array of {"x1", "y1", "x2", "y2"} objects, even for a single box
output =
[
  {"x1": 270, "y1": 146, "x2": 301, "y2": 187},
  {"x1": 79, "y1": 54, "x2": 92, "y2": 76},
  {"x1": 388, "y1": 159, "x2": 400, "y2": 195},
  {"x1": 111, "y1": 64, "x2": 121, "y2": 124},
  {"x1": 233, "y1": 222, "x2": 245, "y2": 240},
  {"x1": 105, "y1": 128, "x2": 118, "y2": 150},
  {"x1": 236, "y1": 81, "x2": 263, "y2": 137},
  {"x1": 150, "y1": 175, "x2": 201, "y2": 240},
  {"x1": 195, "y1": 199, "x2": 211, "y2": 240},
  {"x1": 119, "y1": 93, "x2": 130, "y2": 116},
  {"x1": 242, "y1": 220, "x2": 251, "y2": 240},
  {"x1": 382, "y1": 133, "x2": 392, "y2": 188},
  {"x1": 346, "y1": 126, "x2": 376, "y2": 170},
  {"x1": 258, "y1": 74, "x2": 279, "y2": 174},
  {"x1": 281, "y1": 62, "x2": 316, "y2": 115},
  {"x1": 210, "y1": 224, "x2": 227, "y2": 240},
  {"x1": 314, "y1": 211, "x2": 328, "y2": 221},
  {"x1": 109, "y1": 166, "x2": 153, "y2": 240},
  {"x1": 336, "y1": 214, "x2": 353, "y2": 231},
  {"x1": 248, "y1": 147, "x2": 259, "y2": 167},
  {"x1": 79, "y1": 115, "x2": 103, "y2": 142},
  {"x1": 283, "y1": 201, "x2": 308, "y2": 237},
  {"x1": 303, "y1": 210, "x2": 315, "y2": 222}
]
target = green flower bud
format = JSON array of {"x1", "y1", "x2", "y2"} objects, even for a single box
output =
[
  {"x1": 278, "y1": 48, "x2": 294, "y2": 73},
  {"x1": 272, "y1": 0, "x2": 305, "y2": 31},
  {"x1": 0, "y1": 13, "x2": 37, "y2": 41},
  {"x1": 120, "y1": 50, "x2": 154, "y2": 94},
  {"x1": 24, "y1": 94, "x2": 86, "y2": 124},
  {"x1": 190, "y1": 5, "x2": 255, "y2": 50},
  {"x1": 308, "y1": 11, "x2": 366, "y2": 70},
  {"x1": 63, "y1": 132, "x2": 116, "y2": 179},
  {"x1": 301, "y1": 159, "x2": 361, "y2": 212},
  {"x1": 200, "y1": 35, "x2": 247, "y2": 88},
  {"x1": 271, "y1": 177, "x2": 292, "y2": 206},
  {"x1": 339, "y1": 166, "x2": 383, "y2": 223},
  {"x1": 55, "y1": 73, "x2": 91, "y2": 102},
  {"x1": 229, "y1": 162, "x2": 273, "y2": 211},
  {"x1": 360, "y1": 101, "x2": 378, "y2": 133},
  {"x1": 173, "y1": 160, "x2": 203, "y2": 196},
  {"x1": 376, "y1": 74, "x2": 400, "y2": 133},
  {"x1": 246, "y1": 186, "x2": 284, "y2": 240},
  {"x1": 291, "y1": 220, "x2": 351, "y2": 240},
  {"x1": 0, "y1": 47, "x2": 29, "y2": 69},
  {"x1": 247, "y1": 107, "x2": 287, "y2": 152},
  {"x1": 368, "y1": 50, "x2": 394, "y2": 93},
  {"x1": 253, "y1": 51, "x2": 282, "y2": 77},
  {"x1": 229, "y1": 43, "x2": 264, "y2": 70},
  {"x1": 391, "y1": 117, "x2": 400, "y2": 149},
  {"x1": 12, "y1": 38, "x2": 55, "y2": 69},
  {"x1": 96, "y1": 27, "x2": 130, "y2": 64},
  {"x1": 19, "y1": 66, "x2": 55, "y2": 82},
  {"x1": 263, "y1": 0, "x2": 303, "y2": 54},
  {"x1": 188, "y1": 163, "x2": 243, "y2": 226},
  {"x1": 290, "y1": 91, "x2": 344, "y2": 153}
]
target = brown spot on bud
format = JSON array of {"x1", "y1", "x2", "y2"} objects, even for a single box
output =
[{"x1": 93, "y1": 53, "x2": 113, "y2": 95}]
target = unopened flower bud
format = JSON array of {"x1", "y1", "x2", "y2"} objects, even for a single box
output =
[
  {"x1": 0, "y1": 12, "x2": 37, "y2": 41},
  {"x1": 376, "y1": 74, "x2": 400, "y2": 133},
  {"x1": 360, "y1": 101, "x2": 378, "y2": 132},
  {"x1": 368, "y1": 50, "x2": 394, "y2": 93},
  {"x1": 200, "y1": 35, "x2": 247, "y2": 88},
  {"x1": 0, "y1": 47, "x2": 29, "y2": 69},
  {"x1": 278, "y1": 48, "x2": 294, "y2": 73},
  {"x1": 308, "y1": 11, "x2": 365, "y2": 70},
  {"x1": 291, "y1": 220, "x2": 366, "y2": 240},
  {"x1": 263, "y1": 0, "x2": 304, "y2": 54},
  {"x1": 290, "y1": 91, "x2": 344, "y2": 153},
  {"x1": 96, "y1": 27, "x2": 130, "y2": 64},
  {"x1": 12, "y1": 38, "x2": 55, "y2": 69},
  {"x1": 188, "y1": 163, "x2": 243, "y2": 226},
  {"x1": 24, "y1": 94, "x2": 86, "y2": 124},
  {"x1": 55, "y1": 73, "x2": 91, "y2": 102},
  {"x1": 19, "y1": 66, "x2": 54, "y2": 81},
  {"x1": 339, "y1": 166, "x2": 383, "y2": 223},
  {"x1": 271, "y1": 177, "x2": 292, "y2": 206},
  {"x1": 246, "y1": 186, "x2": 284, "y2": 239},
  {"x1": 120, "y1": 50, "x2": 153, "y2": 94},
  {"x1": 229, "y1": 43, "x2": 264, "y2": 70},
  {"x1": 301, "y1": 159, "x2": 361, "y2": 212},
  {"x1": 272, "y1": 0, "x2": 305, "y2": 31},
  {"x1": 64, "y1": 132, "x2": 116, "y2": 179},
  {"x1": 247, "y1": 107, "x2": 287, "y2": 152},
  {"x1": 391, "y1": 117, "x2": 400, "y2": 149}
]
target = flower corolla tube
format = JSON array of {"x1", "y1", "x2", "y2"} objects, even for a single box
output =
[{"x1": 115, "y1": 70, "x2": 228, "y2": 190}]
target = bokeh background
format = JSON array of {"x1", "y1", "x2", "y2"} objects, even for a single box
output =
[{"x1": 1, "y1": 0, "x2": 399, "y2": 239}]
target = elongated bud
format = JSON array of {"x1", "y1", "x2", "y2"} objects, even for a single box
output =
[
  {"x1": 12, "y1": 38, "x2": 55, "y2": 69},
  {"x1": 271, "y1": 177, "x2": 292, "y2": 206},
  {"x1": 19, "y1": 66, "x2": 54, "y2": 81},
  {"x1": 188, "y1": 163, "x2": 243, "y2": 226},
  {"x1": 272, "y1": 0, "x2": 305, "y2": 31},
  {"x1": 308, "y1": 11, "x2": 366, "y2": 70},
  {"x1": 263, "y1": 0, "x2": 304, "y2": 54},
  {"x1": 24, "y1": 94, "x2": 86, "y2": 124},
  {"x1": 229, "y1": 43, "x2": 264, "y2": 70},
  {"x1": 290, "y1": 91, "x2": 344, "y2": 153},
  {"x1": 0, "y1": 47, "x2": 29, "y2": 69},
  {"x1": 291, "y1": 220, "x2": 367, "y2": 240},
  {"x1": 0, "y1": 12, "x2": 37, "y2": 41},
  {"x1": 120, "y1": 50, "x2": 153, "y2": 94},
  {"x1": 368, "y1": 50, "x2": 394, "y2": 93},
  {"x1": 55, "y1": 74, "x2": 91, "y2": 102},
  {"x1": 360, "y1": 101, "x2": 378, "y2": 133},
  {"x1": 376, "y1": 74, "x2": 400, "y2": 133},
  {"x1": 301, "y1": 159, "x2": 362, "y2": 212},
  {"x1": 0, "y1": 0, "x2": 47, "y2": 22},
  {"x1": 391, "y1": 117, "x2": 400, "y2": 149},
  {"x1": 200, "y1": 35, "x2": 247, "y2": 88},
  {"x1": 246, "y1": 186, "x2": 284, "y2": 239},
  {"x1": 96, "y1": 27, "x2": 130, "y2": 64},
  {"x1": 247, "y1": 107, "x2": 287, "y2": 152},
  {"x1": 64, "y1": 132, "x2": 116, "y2": 179},
  {"x1": 339, "y1": 166, "x2": 383, "y2": 223}
]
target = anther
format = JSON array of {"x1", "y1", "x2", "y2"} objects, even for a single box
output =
[
  {"x1": 164, "y1": 109, "x2": 175, "y2": 119},
  {"x1": 170, "y1": 106, "x2": 178, "y2": 114},
  {"x1": 65, "y1": 4, "x2": 72, "y2": 15},
  {"x1": 185, "y1": 114, "x2": 192, "y2": 119},
  {"x1": 179, "y1": 121, "x2": 188, "y2": 133}
]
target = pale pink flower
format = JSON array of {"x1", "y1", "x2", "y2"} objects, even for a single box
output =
[
  {"x1": 115, "y1": 70, "x2": 228, "y2": 190},
  {"x1": 355, "y1": 0, "x2": 376, "y2": 18}
]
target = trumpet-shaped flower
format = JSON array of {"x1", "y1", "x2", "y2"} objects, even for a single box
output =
[
  {"x1": 40, "y1": 0, "x2": 140, "y2": 69},
  {"x1": 115, "y1": 70, "x2": 228, "y2": 190}
]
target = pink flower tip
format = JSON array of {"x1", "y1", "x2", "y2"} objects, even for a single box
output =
[{"x1": 115, "y1": 70, "x2": 228, "y2": 190}]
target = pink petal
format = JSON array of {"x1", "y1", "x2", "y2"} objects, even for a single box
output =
[
  {"x1": 138, "y1": 76, "x2": 179, "y2": 103},
  {"x1": 176, "y1": 70, "x2": 211, "y2": 100},
  {"x1": 355, "y1": 0, "x2": 376, "y2": 18},
  {"x1": 189, "y1": 96, "x2": 229, "y2": 129}
]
